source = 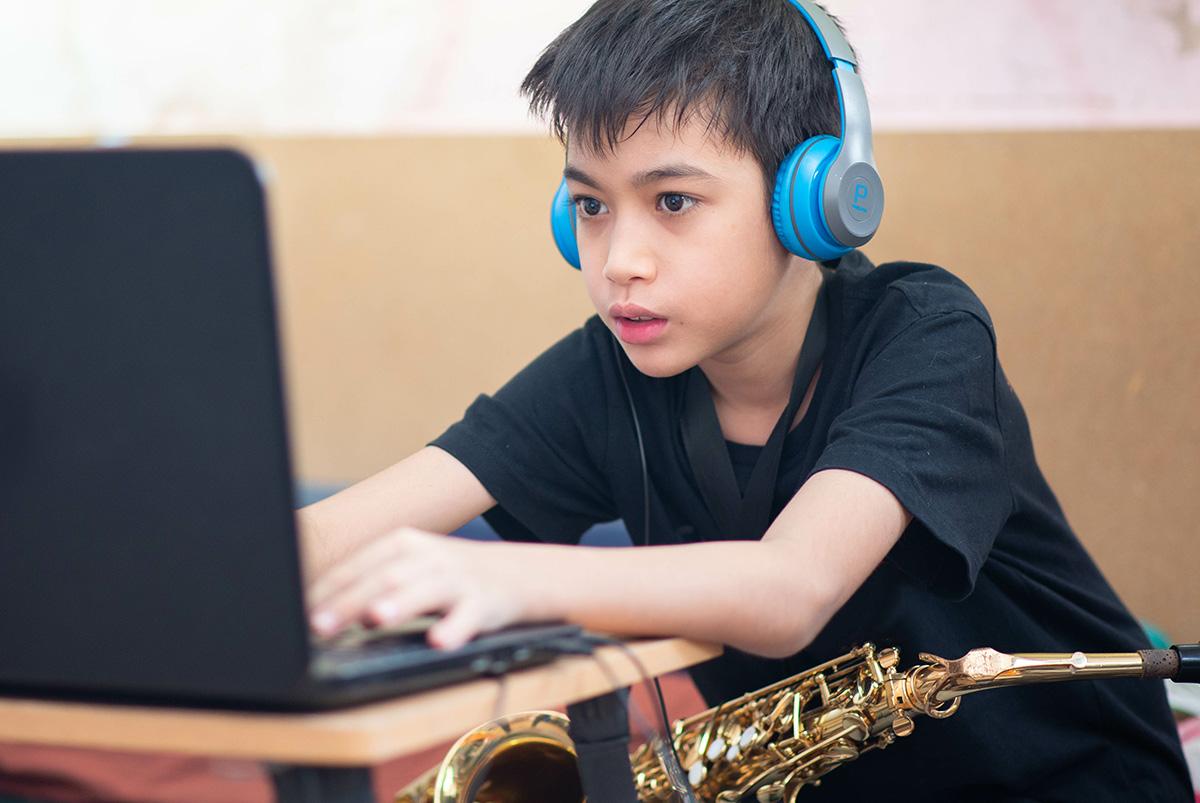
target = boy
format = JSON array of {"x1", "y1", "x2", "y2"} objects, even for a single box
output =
[{"x1": 302, "y1": 1, "x2": 1191, "y2": 800}]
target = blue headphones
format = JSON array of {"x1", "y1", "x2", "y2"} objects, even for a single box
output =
[{"x1": 550, "y1": 0, "x2": 883, "y2": 268}]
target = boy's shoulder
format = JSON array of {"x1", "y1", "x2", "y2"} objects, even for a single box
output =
[{"x1": 834, "y1": 251, "x2": 996, "y2": 333}]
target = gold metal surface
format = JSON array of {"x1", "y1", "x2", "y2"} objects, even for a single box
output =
[
  {"x1": 394, "y1": 644, "x2": 1152, "y2": 802},
  {"x1": 394, "y1": 711, "x2": 580, "y2": 803}
]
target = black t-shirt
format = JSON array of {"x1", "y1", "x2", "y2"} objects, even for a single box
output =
[{"x1": 432, "y1": 252, "x2": 1190, "y2": 802}]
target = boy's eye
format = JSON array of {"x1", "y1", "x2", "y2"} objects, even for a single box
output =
[
  {"x1": 658, "y1": 193, "x2": 696, "y2": 215},
  {"x1": 570, "y1": 193, "x2": 697, "y2": 218},
  {"x1": 573, "y1": 196, "x2": 607, "y2": 217}
]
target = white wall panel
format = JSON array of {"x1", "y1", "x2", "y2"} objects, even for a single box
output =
[{"x1": 2, "y1": 0, "x2": 1198, "y2": 137}]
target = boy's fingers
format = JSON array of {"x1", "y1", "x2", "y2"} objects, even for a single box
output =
[
  {"x1": 309, "y1": 563, "x2": 398, "y2": 628},
  {"x1": 428, "y1": 602, "x2": 481, "y2": 652},
  {"x1": 313, "y1": 576, "x2": 451, "y2": 637},
  {"x1": 363, "y1": 580, "x2": 452, "y2": 627},
  {"x1": 308, "y1": 551, "x2": 388, "y2": 610},
  {"x1": 308, "y1": 529, "x2": 418, "y2": 608}
]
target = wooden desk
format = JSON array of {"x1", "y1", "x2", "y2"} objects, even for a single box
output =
[{"x1": 0, "y1": 637, "x2": 720, "y2": 802}]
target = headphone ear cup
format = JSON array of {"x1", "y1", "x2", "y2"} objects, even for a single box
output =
[
  {"x1": 771, "y1": 135, "x2": 849, "y2": 262},
  {"x1": 550, "y1": 179, "x2": 581, "y2": 270}
]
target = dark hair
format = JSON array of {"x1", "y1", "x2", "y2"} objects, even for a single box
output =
[{"x1": 519, "y1": 0, "x2": 852, "y2": 197}]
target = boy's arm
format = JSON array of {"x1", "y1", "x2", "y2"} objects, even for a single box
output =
[
  {"x1": 309, "y1": 467, "x2": 910, "y2": 658},
  {"x1": 535, "y1": 466, "x2": 911, "y2": 657},
  {"x1": 298, "y1": 446, "x2": 495, "y2": 581}
]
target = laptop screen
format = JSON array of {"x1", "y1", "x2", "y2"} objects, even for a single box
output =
[{"x1": 0, "y1": 149, "x2": 311, "y2": 702}]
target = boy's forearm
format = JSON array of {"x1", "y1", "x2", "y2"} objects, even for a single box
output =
[
  {"x1": 501, "y1": 539, "x2": 827, "y2": 659},
  {"x1": 298, "y1": 446, "x2": 497, "y2": 580},
  {"x1": 297, "y1": 494, "x2": 380, "y2": 582},
  {"x1": 295, "y1": 505, "x2": 343, "y2": 583}
]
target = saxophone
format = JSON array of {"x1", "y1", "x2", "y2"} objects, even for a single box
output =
[{"x1": 395, "y1": 641, "x2": 1197, "y2": 802}]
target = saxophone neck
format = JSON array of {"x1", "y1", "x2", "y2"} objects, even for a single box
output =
[{"x1": 909, "y1": 647, "x2": 1154, "y2": 706}]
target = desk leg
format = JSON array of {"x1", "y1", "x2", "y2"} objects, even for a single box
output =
[
  {"x1": 269, "y1": 764, "x2": 376, "y2": 803},
  {"x1": 566, "y1": 688, "x2": 639, "y2": 803}
]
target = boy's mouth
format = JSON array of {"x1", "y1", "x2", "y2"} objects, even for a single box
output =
[
  {"x1": 609, "y1": 302, "x2": 664, "y2": 320},
  {"x1": 610, "y1": 303, "x2": 668, "y2": 345}
]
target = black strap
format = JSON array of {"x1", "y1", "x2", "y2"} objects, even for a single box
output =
[
  {"x1": 680, "y1": 276, "x2": 829, "y2": 539},
  {"x1": 565, "y1": 689, "x2": 639, "y2": 802}
]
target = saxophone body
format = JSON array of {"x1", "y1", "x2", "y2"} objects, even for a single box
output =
[
  {"x1": 629, "y1": 642, "x2": 938, "y2": 801},
  {"x1": 395, "y1": 641, "x2": 1195, "y2": 802}
]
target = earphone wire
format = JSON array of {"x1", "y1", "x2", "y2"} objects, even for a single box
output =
[
  {"x1": 609, "y1": 335, "x2": 698, "y2": 802},
  {"x1": 610, "y1": 336, "x2": 652, "y2": 554},
  {"x1": 581, "y1": 634, "x2": 696, "y2": 801}
]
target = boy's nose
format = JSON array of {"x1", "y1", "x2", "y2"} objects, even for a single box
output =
[
  {"x1": 601, "y1": 226, "x2": 657, "y2": 285},
  {"x1": 602, "y1": 257, "x2": 656, "y2": 285}
]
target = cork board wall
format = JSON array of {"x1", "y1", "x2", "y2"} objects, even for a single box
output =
[
  {"x1": 7, "y1": 131, "x2": 1198, "y2": 640},
  {"x1": 266, "y1": 130, "x2": 1200, "y2": 642}
]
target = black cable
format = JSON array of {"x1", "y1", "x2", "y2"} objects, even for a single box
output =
[
  {"x1": 542, "y1": 636, "x2": 669, "y2": 755},
  {"x1": 612, "y1": 345, "x2": 694, "y2": 796},
  {"x1": 608, "y1": 336, "x2": 698, "y2": 803},
  {"x1": 653, "y1": 677, "x2": 673, "y2": 751},
  {"x1": 575, "y1": 640, "x2": 668, "y2": 752},
  {"x1": 547, "y1": 632, "x2": 694, "y2": 802},
  {"x1": 611, "y1": 336, "x2": 652, "y2": 552},
  {"x1": 490, "y1": 663, "x2": 509, "y2": 722},
  {"x1": 579, "y1": 634, "x2": 671, "y2": 740},
  {"x1": 543, "y1": 633, "x2": 698, "y2": 795}
]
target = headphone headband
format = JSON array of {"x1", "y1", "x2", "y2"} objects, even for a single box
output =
[
  {"x1": 787, "y1": 0, "x2": 881, "y2": 247},
  {"x1": 787, "y1": 0, "x2": 857, "y2": 64}
]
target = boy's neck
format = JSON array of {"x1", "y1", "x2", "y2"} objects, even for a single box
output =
[{"x1": 698, "y1": 261, "x2": 824, "y2": 441}]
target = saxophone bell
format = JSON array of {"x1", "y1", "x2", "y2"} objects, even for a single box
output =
[{"x1": 394, "y1": 710, "x2": 582, "y2": 803}]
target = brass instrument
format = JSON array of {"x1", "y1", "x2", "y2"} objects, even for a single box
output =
[{"x1": 395, "y1": 642, "x2": 1196, "y2": 803}]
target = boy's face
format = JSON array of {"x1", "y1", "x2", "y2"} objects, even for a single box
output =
[{"x1": 565, "y1": 111, "x2": 802, "y2": 378}]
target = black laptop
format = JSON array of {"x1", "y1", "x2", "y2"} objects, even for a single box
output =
[{"x1": 0, "y1": 148, "x2": 581, "y2": 710}]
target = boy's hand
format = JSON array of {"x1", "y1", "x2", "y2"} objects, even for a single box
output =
[{"x1": 306, "y1": 528, "x2": 527, "y2": 651}]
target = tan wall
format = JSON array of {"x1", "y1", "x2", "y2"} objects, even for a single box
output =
[{"x1": 8, "y1": 131, "x2": 1199, "y2": 641}]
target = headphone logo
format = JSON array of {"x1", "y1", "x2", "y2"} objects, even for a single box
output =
[{"x1": 849, "y1": 180, "x2": 871, "y2": 220}]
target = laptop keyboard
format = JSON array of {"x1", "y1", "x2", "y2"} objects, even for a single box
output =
[
  {"x1": 309, "y1": 618, "x2": 584, "y2": 684},
  {"x1": 311, "y1": 617, "x2": 439, "y2": 675},
  {"x1": 314, "y1": 615, "x2": 438, "y2": 653}
]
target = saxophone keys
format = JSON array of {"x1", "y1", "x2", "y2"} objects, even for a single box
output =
[
  {"x1": 878, "y1": 647, "x2": 900, "y2": 669},
  {"x1": 754, "y1": 781, "x2": 786, "y2": 802}
]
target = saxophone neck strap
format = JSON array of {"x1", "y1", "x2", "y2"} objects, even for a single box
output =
[{"x1": 680, "y1": 272, "x2": 830, "y2": 539}]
